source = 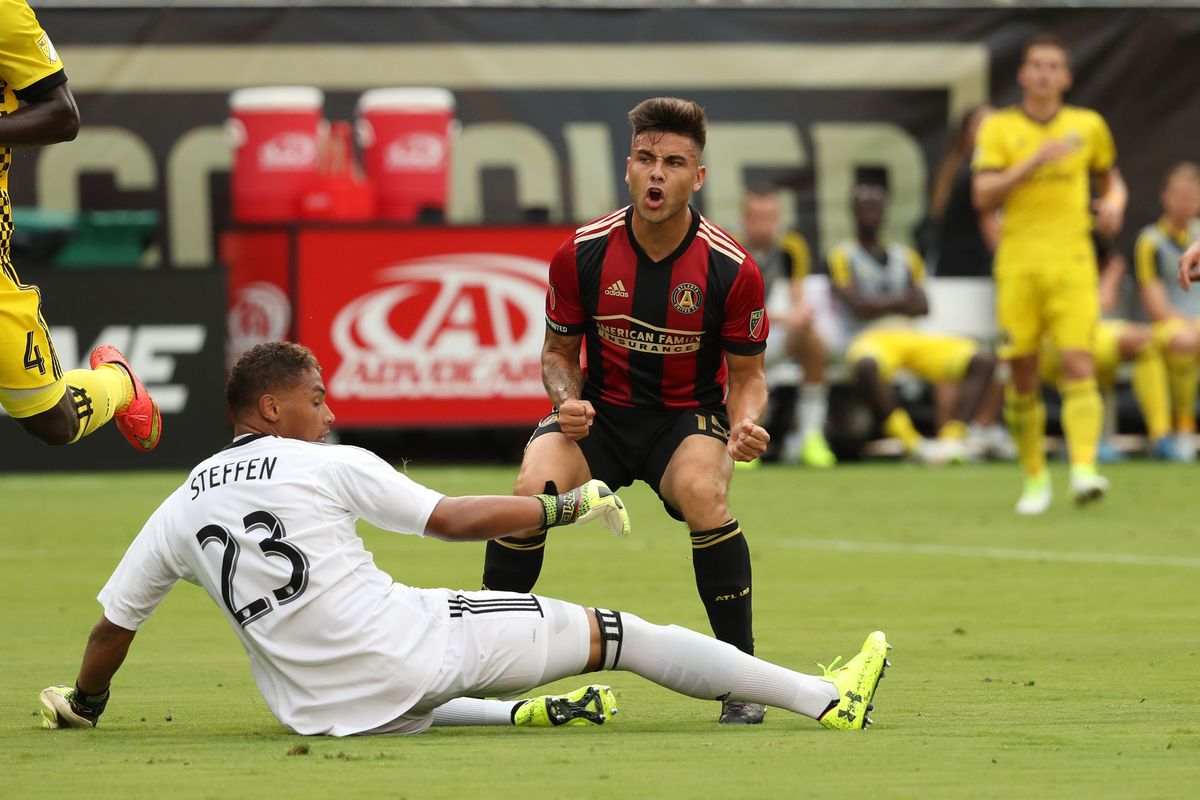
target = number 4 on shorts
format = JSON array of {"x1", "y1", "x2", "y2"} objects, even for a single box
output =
[{"x1": 24, "y1": 331, "x2": 45, "y2": 375}]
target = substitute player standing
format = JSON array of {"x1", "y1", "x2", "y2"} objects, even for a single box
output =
[
  {"x1": 40, "y1": 342, "x2": 889, "y2": 736},
  {"x1": 973, "y1": 33, "x2": 1126, "y2": 515},
  {"x1": 480, "y1": 97, "x2": 772, "y2": 724},
  {"x1": 1, "y1": 0, "x2": 160, "y2": 451}
]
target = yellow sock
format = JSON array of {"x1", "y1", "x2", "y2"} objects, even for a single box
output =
[
  {"x1": 1164, "y1": 349, "x2": 1198, "y2": 433},
  {"x1": 883, "y1": 408, "x2": 922, "y2": 453},
  {"x1": 62, "y1": 364, "x2": 133, "y2": 444},
  {"x1": 938, "y1": 419, "x2": 968, "y2": 441},
  {"x1": 1004, "y1": 388, "x2": 1046, "y2": 477},
  {"x1": 1131, "y1": 345, "x2": 1170, "y2": 440},
  {"x1": 1060, "y1": 377, "x2": 1102, "y2": 469}
]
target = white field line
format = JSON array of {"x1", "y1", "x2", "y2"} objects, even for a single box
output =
[{"x1": 781, "y1": 538, "x2": 1200, "y2": 569}]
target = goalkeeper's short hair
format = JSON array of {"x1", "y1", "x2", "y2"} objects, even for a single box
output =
[{"x1": 226, "y1": 341, "x2": 321, "y2": 414}]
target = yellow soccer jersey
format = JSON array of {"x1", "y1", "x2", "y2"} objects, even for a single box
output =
[
  {"x1": 973, "y1": 105, "x2": 1116, "y2": 267},
  {"x1": 1, "y1": 0, "x2": 68, "y2": 268}
]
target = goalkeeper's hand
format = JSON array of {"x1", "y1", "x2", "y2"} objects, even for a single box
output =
[
  {"x1": 537, "y1": 479, "x2": 631, "y2": 537},
  {"x1": 39, "y1": 685, "x2": 107, "y2": 729}
]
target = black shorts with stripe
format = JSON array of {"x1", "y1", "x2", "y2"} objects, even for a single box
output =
[{"x1": 529, "y1": 399, "x2": 730, "y2": 522}]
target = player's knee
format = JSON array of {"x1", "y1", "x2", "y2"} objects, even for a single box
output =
[
  {"x1": 674, "y1": 477, "x2": 729, "y2": 522},
  {"x1": 514, "y1": 470, "x2": 553, "y2": 497},
  {"x1": 1169, "y1": 330, "x2": 1200, "y2": 355}
]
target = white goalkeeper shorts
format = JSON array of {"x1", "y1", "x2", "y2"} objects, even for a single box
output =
[{"x1": 364, "y1": 591, "x2": 592, "y2": 735}]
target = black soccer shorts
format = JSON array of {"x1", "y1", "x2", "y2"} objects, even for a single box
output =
[{"x1": 529, "y1": 400, "x2": 730, "y2": 521}]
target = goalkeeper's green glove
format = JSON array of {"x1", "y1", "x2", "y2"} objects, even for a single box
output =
[
  {"x1": 536, "y1": 479, "x2": 631, "y2": 537},
  {"x1": 39, "y1": 684, "x2": 108, "y2": 729}
]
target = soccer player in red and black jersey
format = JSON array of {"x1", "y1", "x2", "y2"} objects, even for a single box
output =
[{"x1": 482, "y1": 97, "x2": 772, "y2": 725}]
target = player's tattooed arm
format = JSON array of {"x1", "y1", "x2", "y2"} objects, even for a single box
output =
[
  {"x1": 542, "y1": 329, "x2": 585, "y2": 404},
  {"x1": 541, "y1": 329, "x2": 594, "y2": 439}
]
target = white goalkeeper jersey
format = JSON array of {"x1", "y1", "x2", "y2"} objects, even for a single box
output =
[{"x1": 97, "y1": 433, "x2": 448, "y2": 736}]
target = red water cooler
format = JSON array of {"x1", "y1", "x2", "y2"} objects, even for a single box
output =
[
  {"x1": 228, "y1": 86, "x2": 325, "y2": 222},
  {"x1": 356, "y1": 88, "x2": 456, "y2": 222}
]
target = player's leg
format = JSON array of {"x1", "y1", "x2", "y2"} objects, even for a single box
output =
[
  {"x1": 480, "y1": 412, "x2": 592, "y2": 592},
  {"x1": 539, "y1": 605, "x2": 888, "y2": 730},
  {"x1": 1087, "y1": 321, "x2": 1124, "y2": 463},
  {"x1": 996, "y1": 268, "x2": 1051, "y2": 513},
  {"x1": 1155, "y1": 318, "x2": 1200, "y2": 456},
  {"x1": 907, "y1": 333, "x2": 993, "y2": 462},
  {"x1": 1049, "y1": 265, "x2": 1106, "y2": 503},
  {"x1": 785, "y1": 318, "x2": 835, "y2": 467},
  {"x1": 382, "y1": 592, "x2": 613, "y2": 732},
  {"x1": 1113, "y1": 321, "x2": 1174, "y2": 458},
  {"x1": 654, "y1": 421, "x2": 763, "y2": 724},
  {"x1": 848, "y1": 332, "x2": 922, "y2": 457},
  {"x1": 419, "y1": 596, "x2": 888, "y2": 732},
  {"x1": 1, "y1": 291, "x2": 136, "y2": 446}
]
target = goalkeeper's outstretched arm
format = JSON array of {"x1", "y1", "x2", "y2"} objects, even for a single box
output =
[{"x1": 424, "y1": 480, "x2": 630, "y2": 541}]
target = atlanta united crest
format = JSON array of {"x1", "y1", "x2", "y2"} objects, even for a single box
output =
[{"x1": 671, "y1": 283, "x2": 703, "y2": 315}]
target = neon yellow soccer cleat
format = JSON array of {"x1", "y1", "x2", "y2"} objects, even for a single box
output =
[
  {"x1": 513, "y1": 684, "x2": 618, "y2": 727},
  {"x1": 817, "y1": 631, "x2": 890, "y2": 730}
]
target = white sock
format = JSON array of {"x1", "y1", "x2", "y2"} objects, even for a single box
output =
[
  {"x1": 797, "y1": 383, "x2": 829, "y2": 438},
  {"x1": 430, "y1": 697, "x2": 519, "y2": 727},
  {"x1": 614, "y1": 613, "x2": 837, "y2": 719}
]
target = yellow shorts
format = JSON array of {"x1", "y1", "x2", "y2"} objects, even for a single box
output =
[
  {"x1": 1041, "y1": 319, "x2": 1123, "y2": 387},
  {"x1": 0, "y1": 265, "x2": 65, "y2": 418},
  {"x1": 846, "y1": 329, "x2": 977, "y2": 383},
  {"x1": 995, "y1": 262, "x2": 1099, "y2": 360}
]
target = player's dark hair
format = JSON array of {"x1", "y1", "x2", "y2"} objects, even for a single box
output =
[
  {"x1": 1163, "y1": 161, "x2": 1200, "y2": 190},
  {"x1": 627, "y1": 97, "x2": 707, "y2": 151},
  {"x1": 1022, "y1": 33, "x2": 1071, "y2": 67},
  {"x1": 226, "y1": 341, "x2": 321, "y2": 414}
]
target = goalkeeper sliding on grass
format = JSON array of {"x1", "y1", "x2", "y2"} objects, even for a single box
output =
[{"x1": 40, "y1": 342, "x2": 888, "y2": 736}]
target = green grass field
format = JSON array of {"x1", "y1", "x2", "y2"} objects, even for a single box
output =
[{"x1": 2, "y1": 462, "x2": 1198, "y2": 798}]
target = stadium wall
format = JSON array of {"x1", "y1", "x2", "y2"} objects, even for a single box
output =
[{"x1": 6, "y1": 4, "x2": 1198, "y2": 270}]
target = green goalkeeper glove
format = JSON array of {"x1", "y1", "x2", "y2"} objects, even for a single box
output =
[
  {"x1": 39, "y1": 684, "x2": 108, "y2": 729},
  {"x1": 536, "y1": 479, "x2": 631, "y2": 537}
]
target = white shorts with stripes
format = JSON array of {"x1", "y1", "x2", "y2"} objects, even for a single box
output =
[{"x1": 363, "y1": 590, "x2": 592, "y2": 735}]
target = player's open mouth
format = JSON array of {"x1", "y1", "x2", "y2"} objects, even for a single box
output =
[{"x1": 645, "y1": 186, "x2": 665, "y2": 209}]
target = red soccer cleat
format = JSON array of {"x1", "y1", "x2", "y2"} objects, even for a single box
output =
[{"x1": 89, "y1": 345, "x2": 162, "y2": 452}]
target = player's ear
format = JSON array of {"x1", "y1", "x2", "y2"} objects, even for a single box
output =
[
  {"x1": 693, "y1": 164, "x2": 706, "y2": 192},
  {"x1": 624, "y1": 156, "x2": 631, "y2": 185},
  {"x1": 258, "y1": 393, "x2": 281, "y2": 422}
]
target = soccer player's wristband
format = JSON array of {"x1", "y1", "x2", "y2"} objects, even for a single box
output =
[
  {"x1": 72, "y1": 684, "x2": 110, "y2": 719},
  {"x1": 535, "y1": 486, "x2": 585, "y2": 529}
]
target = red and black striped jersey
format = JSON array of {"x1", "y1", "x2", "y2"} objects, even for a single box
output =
[{"x1": 546, "y1": 205, "x2": 767, "y2": 409}]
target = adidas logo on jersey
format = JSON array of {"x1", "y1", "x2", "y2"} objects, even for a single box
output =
[{"x1": 604, "y1": 280, "x2": 630, "y2": 298}]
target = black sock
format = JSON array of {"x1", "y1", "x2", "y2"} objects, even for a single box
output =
[
  {"x1": 481, "y1": 532, "x2": 547, "y2": 592},
  {"x1": 690, "y1": 520, "x2": 754, "y2": 655}
]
